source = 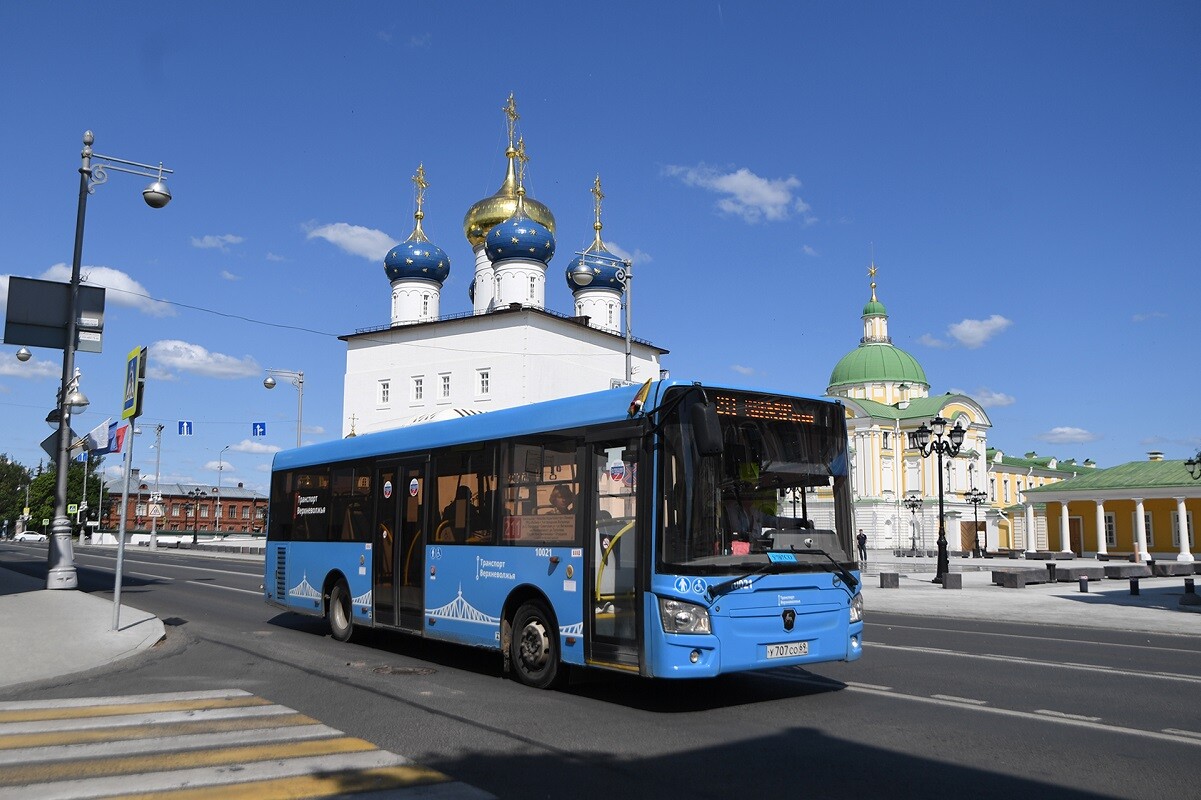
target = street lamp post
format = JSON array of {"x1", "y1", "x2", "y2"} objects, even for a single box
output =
[
  {"x1": 187, "y1": 488, "x2": 206, "y2": 545},
  {"x1": 903, "y1": 493, "x2": 923, "y2": 556},
  {"x1": 215, "y1": 445, "x2": 229, "y2": 533},
  {"x1": 964, "y1": 488, "x2": 988, "y2": 558},
  {"x1": 1186, "y1": 451, "x2": 1201, "y2": 481},
  {"x1": 909, "y1": 416, "x2": 966, "y2": 584},
  {"x1": 46, "y1": 131, "x2": 172, "y2": 590},
  {"x1": 263, "y1": 370, "x2": 304, "y2": 448},
  {"x1": 149, "y1": 424, "x2": 164, "y2": 549}
]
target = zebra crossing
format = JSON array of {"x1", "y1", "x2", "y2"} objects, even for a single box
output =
[{"x1": 0, "y1": 689, "x2": 492, "y2": 799}]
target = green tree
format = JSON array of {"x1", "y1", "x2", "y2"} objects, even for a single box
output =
[{"x1": 0, "y1": 454, "x2": 34, "y2": 536}]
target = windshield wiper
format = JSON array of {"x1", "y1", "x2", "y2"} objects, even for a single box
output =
[
  {"x1": 790, "y1": 545, "x2": 859, "y2": 590},
  {"x1": 705, "y1": 561, "x2": 785, "y2": 601}
]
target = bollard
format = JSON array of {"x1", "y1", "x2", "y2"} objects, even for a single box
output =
[
  {"x1": 1130, "y1": 577, "x2": 1140, "y2": 596},
  {"x1": 1079, "y1": 576, "x2": 1089, "y2": 593},
  {"x1": 1047, "y1": 563, "x2": 1057, "y2": 582},
  {"x1": 1186, "y1": 578, "x2": 1196, "y2": 595}
]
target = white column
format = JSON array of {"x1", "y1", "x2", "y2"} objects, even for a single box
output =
[
  {"x1": 1059, "y1": 503, "x2": 1072, "y2": 553},
  {"x1": 1024, "y1": 503, "x2": 1036, "y2": 554},
  {"x1": 1094, "y1": 500, "x2": 1108, "y2": 557},
  {"x1": 1133, "y1": 497, "x2": 1150, "y2": 562},
  {"x1": 1175, "y1": 496, "x2": 1194, "y2": 563},
  {"x1": 472, "y1": 246, "x2": 496, "y2": 314}
]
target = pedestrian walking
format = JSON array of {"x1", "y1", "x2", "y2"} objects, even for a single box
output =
[{"x1": 856, "y1": 529, "x2": 868, "y2": 561}]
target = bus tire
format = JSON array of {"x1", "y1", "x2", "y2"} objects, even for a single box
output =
[
  {"x1": 510, "y1": 600, "x2": 562, "y2": 689},
  {"x1": 328, "y1": 580, "x2": 353, "y2": 642}
]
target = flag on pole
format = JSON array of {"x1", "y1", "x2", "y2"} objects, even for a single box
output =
[
  {"x1": 84, "y1": 417, "x2": 112, "y2": 454},
  {"x1": 107, "y1": 421, "x2": 127, "y2": 455}
]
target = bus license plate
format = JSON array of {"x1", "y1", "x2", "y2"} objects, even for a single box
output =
[{"x1": 766, "y1": 642, "x2": 808, "y2": 659}]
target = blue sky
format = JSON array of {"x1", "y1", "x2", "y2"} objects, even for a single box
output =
[{"x1": 1, "y1": 1, "x2": 1198, "y2": 493}]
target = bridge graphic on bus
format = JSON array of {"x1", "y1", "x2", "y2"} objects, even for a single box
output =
[
  {"x1": 289, "y1": 573, "x2": 371, "y2": 609},
  {"x1": 427, "y1": 585, "x2": 582, "y2": 637}
]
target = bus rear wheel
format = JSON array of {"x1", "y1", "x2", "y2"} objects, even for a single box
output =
[
  {"x1": 328, "y1": 580, "x2": 353, "y2": 642},
  {"x1": 510, "y1": 600, "x2": 561, "y2": 689}
]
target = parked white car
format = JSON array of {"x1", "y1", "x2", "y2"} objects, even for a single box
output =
[{"x1": 15, "y1": 531, "x2": 47, "y2": 542}]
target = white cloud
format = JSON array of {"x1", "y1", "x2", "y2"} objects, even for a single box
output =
[
  {"x1": 203, "y1": 459, "x2": 232, "y2": 472},
  {"x1": 231, "y1": 439, "x2": 281, "y2": 455},
  {"x1": 0, "y1": 356, "x2": 59, "y2": 379},
  {"x1": 1132, "y1": 311, "x2": 1167, "y2": 322},
  {"x1": 1036, "y1": 426, "x2": 1099, "y2": 444},
  {"x1": 220, "y1": 270, "x2": 241, "y2": 281},
  {"x1": 950, "y1": 386, "x2": 1015, "y2": 407},
  {"x1": 918, "y1": 333, "x2": 951, "y2": 349},
  {"x1": 947, "y1": 315, "x2": 1012, "y2": 348},
  {"x1": 148, "y1": 340, "x2": 261, "y2": 380},
  {"x1": 306, "y1": 222, "x2": 396, "y2": 261},
  {"x1": 39, "y1": 264, "x2": 175, "y2": 317},
  {"x1": 662, "y1": 164, "x2": 812, "y2": 224},
  {"x1": 265, "y1": 252, "x2": 286, "y2": 262},
  {"x1": 604, "y1": 241, "x2": 652, "y2": 265},
  {"x1": 731, "y1": 364, "x2": 756, "y2": 376},
  {"x1": 191, "y1": 234, "x2": 245, "y2": 252},
  {"x1": 802, "y1": 245, "x2": 819, "y2": 257}
]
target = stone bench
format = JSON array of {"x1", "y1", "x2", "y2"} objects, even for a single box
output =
[
  {"x1": 1149, "y1": 562, "x2": 1195, "y2": 577},
  {"x1": 992, "y1": 569, "x2": 1047, "y2": 588},
  {"x1": 1052, "y1": 565, "x2": 1105, "y2": 582},
  {"x1": 879, "y1": 572, "x2": 900, "y2": 589},
  {"x1": 1103, "y1": 564, "x2": 1152, "y2": 579}
]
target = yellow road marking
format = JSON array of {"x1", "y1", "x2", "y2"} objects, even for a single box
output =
[
  {"x1": 0, "y1": 712, "x2": 317, "y2": 750},
  {"x1": 0, "y1": 696, "x2": 270, "y2": 724},
  {"x1": 0, "y1": 737, "x2": 376, "y2": 786},
  {"x1": 104, "y1": 765, "x2": 452, "y2": 800}
]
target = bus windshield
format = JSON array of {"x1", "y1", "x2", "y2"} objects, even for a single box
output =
[{"x1": 658, "y1": 387, "x2": 854, "y2": 573}]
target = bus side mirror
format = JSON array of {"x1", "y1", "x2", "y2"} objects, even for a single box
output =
[{"x1": 690, "y1": 401, "x2": 724, "y2": 456}]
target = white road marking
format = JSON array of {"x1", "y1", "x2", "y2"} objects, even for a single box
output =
[
  {"x1": 931, "y1": 694, "x2": 988, "y2": 705},
  {"x1": 1035, "y1": 709, "x2": 1103, "y2": 722}
]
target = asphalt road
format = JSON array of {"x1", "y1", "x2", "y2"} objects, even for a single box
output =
[{"x1": 3, "y1": 544, "x2": 1200, "y2": 800}]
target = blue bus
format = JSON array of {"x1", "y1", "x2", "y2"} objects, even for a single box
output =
[{"x1": 264, "y1": 380, "x2": 862, "y2": 688}]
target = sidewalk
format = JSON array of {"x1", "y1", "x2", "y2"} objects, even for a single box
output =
[
  {"x1": 1, "y1": 547, "x2": 1198, "y2": 693},
  {"x1": 859, "y1": 550, "x2": 1201, "y2": 636},
  {"x1": 0, "y1": 564, "x2": 165, "y2": 692}
]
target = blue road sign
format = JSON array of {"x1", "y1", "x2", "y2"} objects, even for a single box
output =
[
  {"x1": 252, "y1": 422, "x2": 266, "y2": 437},
  {"x1": 178, "y1": 420, "x2": 193, "y2": 436}
]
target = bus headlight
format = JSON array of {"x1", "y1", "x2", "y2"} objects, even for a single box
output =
[
  {"x1": 850, "y1": 592, "x2": 864, "y2": 623},
  {"x1": 658, "y1": 597, "x2": 712, "y2": 634}
]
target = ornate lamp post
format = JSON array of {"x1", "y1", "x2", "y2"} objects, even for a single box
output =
[
  {"x1": 263, "y1": 370, "x2": 304, "y2": 448},
  {"x1": 909, "y1": 416, "x2": 966, "y2": 584},
  {"x1": 45, "y1": 131, "x2": 172, "y2": 590},
  {"x1": 187, "y1": 488, "x2": 206, "y2": 545},
  {"x1": 964, "y1": 488, "x2": 988, "y2": 558},
  {"x1": 1186, "y1": 451, "x2": 1201, "y2": 481},
  {"x1": 903, "y1": 493, "x2": 923, "y2": 556}
]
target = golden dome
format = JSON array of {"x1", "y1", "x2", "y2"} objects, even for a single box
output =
[{"x1": 463, "y1": 145, "x2": 555, "y2": 247}]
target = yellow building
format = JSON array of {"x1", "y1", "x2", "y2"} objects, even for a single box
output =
[
  {"x1": 1023, "y1": 452, "x2": 1197, "y2": 562},
  {"x1": 986, "y1": 449, "x2": 1095, "y2": 549}
]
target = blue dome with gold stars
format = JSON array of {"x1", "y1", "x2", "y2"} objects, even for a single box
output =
[
  {"x1": 384, "y1": 237, "x2": 450, "y2": 284},
  {"x1": 565, "y1": 250, "x2": 625, "y2": 293},
  {"x1": 484, "y1": 210, "x2": 555, "y2": 265}
]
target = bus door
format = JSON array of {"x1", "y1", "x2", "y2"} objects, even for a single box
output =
[
  {"x1": 374, "y1": 458, "x2": 428, "y2": 633},
  {"x1": 587, "y1": 439, "x2": 641, "y2": 670}
]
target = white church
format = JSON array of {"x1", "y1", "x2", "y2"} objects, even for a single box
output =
[{"x1": 340, "y1": 97, "x2": 665, "y2": 437}]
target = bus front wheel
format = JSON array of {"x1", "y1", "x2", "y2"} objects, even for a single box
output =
[
  {"x1": 328, "y1": 580, "x2": 353, "y2": 642},
  {"x1": 510, "y1": 600, "x2": 561, "y2": 689}
]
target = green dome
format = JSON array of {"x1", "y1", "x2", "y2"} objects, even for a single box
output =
[
  {"x1": 862, "y1": 299, "x2": 887, "y2": 316},
  {"x1": 828, "y1": 343, "x2": 928, "y2": 389}
]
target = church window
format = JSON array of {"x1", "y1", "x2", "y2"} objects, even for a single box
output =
[
  {"x1": 412, "y1": 376, "x2": 424, "y2": 402},
  {"x1": 440, "y1": 373, "x2": 451, "y2": 399},
  {"x1": 1142, "y1": 512, "x2": 1154, "y2": 547},
  {"x1": 1104, "y1": 513, "x2": 1116, "y2": 547},
  {"x1": 529, "y1": 276, "x2": 536, "y2": 300},
  {"x1": 608, "y1": 304, "x2": 614, "y2": 326},
  {"x1": 477, "y1": 369, "x2": 491, "y2": 397},
  {"x1": 882, "y1": 431, "x2": 891, "y2": 450},
  {"x1": 422, "y1": 293, "x2": 430, "y2": 316},
  {"x1": 378, "y1": 380, "x2": 390, "y2": 406}
]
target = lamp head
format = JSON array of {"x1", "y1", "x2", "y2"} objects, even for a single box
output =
[
  {"x1": 568, "y1": 262, "x2": 594, "y2": 287},
  {"x1": 15, "y1": 347, "x2": 31, "y2": 362},
  {"x1": 143, "y1": 179, "x2": 172, "y2": 209},
  {"x1": 64, "y1": 387, "x2": 89, "y2": 411},
  {"x1": 949, "y1": 420, "x2": 966, "y2": 448},
  {"x1": 263, "y1": 376, "x2": 277, "y2": 390},
  {"x1": 930, "y1": 416, "x2": 947, "y2": 438}
]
